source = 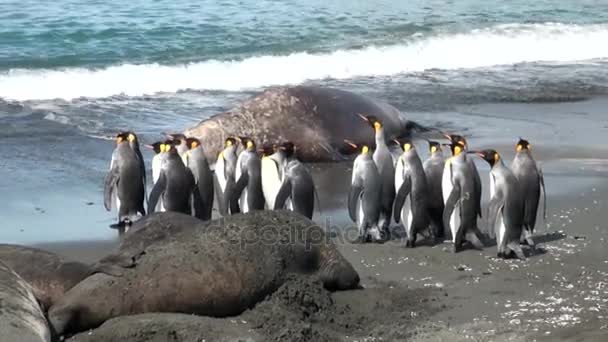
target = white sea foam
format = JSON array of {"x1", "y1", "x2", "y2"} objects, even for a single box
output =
[{"x1": 2, "y1": 23, "x2": 608, "y2": 101}]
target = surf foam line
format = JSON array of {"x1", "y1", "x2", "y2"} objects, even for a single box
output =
[{"x1": 2, "y1": 23, "x2": 608, "y2": 101}]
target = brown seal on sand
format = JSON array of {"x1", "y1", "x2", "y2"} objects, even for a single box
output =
[
  {"x1": 48, "y1": 211, "x2": 360, "y2": 336},
  {"x1": 0, "y1": 244, "x2": 92, "y2": 311}
]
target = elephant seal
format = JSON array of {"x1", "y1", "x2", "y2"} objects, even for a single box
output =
[
  {"x1": 184, "y1": 85, "x2": 429, "y2": 162},
  {"x1": 0, "y1": 244, "x2": 93, "y2": 311},
  {"x1": 49, "y1": 211, "x2": 360, "y2": 336},
  {"x1": 0, "y1": 261, "x2": 51, "y2": 342}
]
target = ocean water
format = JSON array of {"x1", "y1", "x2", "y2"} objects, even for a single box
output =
[{"x1": 1, "y1": 0, "x2": 608, "y2": 243}]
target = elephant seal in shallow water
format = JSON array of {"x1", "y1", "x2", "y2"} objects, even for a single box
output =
[
  {"x1": 184, "y1": 85, "x2": 429, "y2": 162},
  {"x1": 49, "y1": 211, "x2": 360, "y2": 336},
  {"x1": 0, "y1": 244, "x2": 92, "y2": 311},
  {"x1": 0, "y1": 261, "x2": 51, "y2": 342}
]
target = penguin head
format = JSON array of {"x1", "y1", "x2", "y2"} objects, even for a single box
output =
[
  {"x1": 160, "y1": 140, "x2": 177, "y2": 153},
  {"x1": 428, "y1": 141, "x2": 442, "y2": 154},
  {"x1": 145, "y1": 142, "x2": 163, "y2": 154},
  {"x1": 238, "y1": 137, "x2": 256, "y2": 150},
  {"x1": 165, "y1": 133, "x2": 187, "y2": 146},
  {"x1": 472, "y1": 149, "x2": 501, "y2": 167},
  {"x1": 443, "y1": 133, "x2": 467, "y2": 149},
  {"x1": 259, "y1": 143, "x2": 276, "y2": 157},
  {"x1": 224, "y1": 137, "x2": 237, "y2": 148},
  {"x1": 186, "y1": 137, "x2": 202, "y2": 150},
  {"x1": 116, "y1": 131, "x2": 138, "y2": 145},
  {"x1": 393, "y1": 138, "x2": 414, "y2": 152},
  {"x1": 445, "y1": 142, "x2": 465, "y2": 157},
  {"x1": 358, "y1": 114, "x2": 383, "y2": 132},
  {"x1": 516, "y1": 138, "x2": 531, "y2": 152},
  {"x1": 344, "y1": 140, "x2": 371, "y2": 155},
  {"x1": 278, "y1": 141, "x2": 296, "y2": 158}
]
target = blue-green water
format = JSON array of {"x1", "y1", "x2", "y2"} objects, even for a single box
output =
[{"x1": 1, "y1": 0, "x2": 608, "y2": 243}]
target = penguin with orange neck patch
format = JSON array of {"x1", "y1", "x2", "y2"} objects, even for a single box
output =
[
  {"x1": 273, "y1": 142, "x2": 316, "y2": 219},
  {"x1": 511, "y1": 138, "x2": 545, "y2": 246},
  {"x1": 442, "y1": 137, "x2": 484, "y2": 253},
  {"x1": 393, "y1": 139, "x2": 430, "y2": 247},
  {"x1": 215, "y1": 137, "x2": 238, "y2": 215},
  {"x1": 423, "y1": 141, "x2": 446, "y2": 239},
  {"x1": 231, "y1": 137, "x2": 265, "y2": 213},
  {"x1": 346, "y1": 141, "x2": 383, "y2": 243},
  {"x1": 185, "y1": 137, "x2": 214, "y2": 221},
  {"x1": 472, "y1": 149, "x2": 526, "y2": 259}
]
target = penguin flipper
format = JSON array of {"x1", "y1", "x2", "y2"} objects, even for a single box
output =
[
  {"x1": 487, "y1": 195, "x2": 504, "y2": 240},
  {"x1": 471, "y1": 162, "x2": 483, "y2": 219},
  {"x1": 442, "y1": 184, "x2": 461, "y2": 237},
  {"x1": 273, "y1": 180, "x2": 292, "y2": 210},
  {"x1": 148, "y1": 173, "x2": 166, "y2": 214},
  {"x1": 103, "y1": 167, "x2": 119, "y2": 211},
  {"x1": 393, "y1": 175, "x2": 411, "y2": 223},
  {"x1": 347, "y1": 185, "x2": 363, "y2": 223},
  {"x1": 230, "y1": 172, "x2": 249, "y2": 214},
  {"x1": 191, "y1": 186, "x2": 205, "y2": 220}
]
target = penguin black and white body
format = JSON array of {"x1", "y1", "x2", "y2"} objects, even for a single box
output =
[
  {"x1": 511, "y1": 138, "x2": 546, "y2": 246},
  {"x1": 360, "y1": 115, "x2": 395, "y2": 240},
  {"x1": 166, "y1": 133, "x2": 190, "y2": 165},
  {"x1": 185, "y1": 138, "x2": 214, "y2": 221},
  {"x1": 215, "y1": 138, "x2": 238, "y2": 216},
  {"x1": 442, "y1": 140, "x2": 485, "y2": 252},
  {"x1": 103, "y1": 132, "x2": 146, "y2": 234},
  {"x1": 347, "y1": 143, "x2": 383, "y2": 242},
  {"x1": 393, "y1": 141, "x2": 430, "y2": 247},
  {"x1": 145, "y1": 141, "x2": 165, "y2": 212},
  {"x1": 423, "y1": 141, "x2": 446, "y2": 240},
  {"x1": 474, "y1": 149, "x2": 526, "y2": 259},
  {"x1": 231, "y1": 137, "x2": 265, "y2": 213},
  {"x1": 441, "y1": 134, "x2": 482, "y2": 240},
  {"x1": 260, "y1": 143, "x2": 287, "y2": 210},
  {"x1": 148, "y1": 141, "x2": 201, "y2": 216},
  {"x1": 273, "y1": 142, "x2": 316, "y2": 219}
]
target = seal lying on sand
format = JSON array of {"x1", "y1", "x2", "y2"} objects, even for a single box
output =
[
  {"x1": 0, "y1": 261, "x2": 51, "y2": 342},
  {"x1": 184, "y1": 85, "x2": 429, "y2": 162},
  {"x1": 0, "y1": 244, "x2": 92, "y2": 311},
  {"x1": 49, "y1": 211, "x2": 360, "y2": 336}
]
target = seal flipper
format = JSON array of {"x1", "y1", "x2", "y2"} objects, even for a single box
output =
[
  {"x1": 148, "y1": 172, "x2": 167, "y2": 213},
  {"x1": 393, "y1": 176, "x2": 411, "y2": 223},
  {"x1": 274, "y1": 180, "x2": 292, "y2": 210}
]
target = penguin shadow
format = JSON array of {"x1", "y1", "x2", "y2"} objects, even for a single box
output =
[
  {"x1": 479, "y1": 231, "x2": 567, "y2": 258},
  {"x1": 385, "y1": 225, "x2": 442, "y2": 247}
]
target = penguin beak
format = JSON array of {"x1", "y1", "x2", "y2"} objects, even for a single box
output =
[
  {"x1": 344, "y1": 139, "x2": 358, "y2": 149},
  {"x1": 144, "y1": 144, "x2": 154, "y2": 150},
  {"x1": 442, "y1": 133, "x2": 452, "y2": 140},
  {"x1": 357, "y1": 113, "x2": 369, "y2": 122}
]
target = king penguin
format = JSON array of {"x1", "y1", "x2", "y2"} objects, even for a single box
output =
[
  {"x1": 165, "y1": 133, "x2": 189, "y2": 165},
  {"x1": 260, "y1": 143, "x2": 286, "y2": 210},
  {"x1": 148, "y1": 141, "x2": 202, "y2": 216},
  {"x1": 423, "y1": 141, "x2": 446, "y2": 239},
  {"x1": 231, "y1": 137, "x2": 265, "y2": 213},
  {"x1": 144, "y1": 141, "x2": 164, "y2": 212},
  {"x1": 185, "y1": 137, "x2": 215, "y2": 221},
  {"x1": 273, "y1": 142, "x2": 316, "y2": 219},
  {"x1": 393, "y1": 140, "x2": 431, "y2": 247},
  {"x1": 346, "y1": 141, "x2": 383, "y2": 243},
  {"x1": 359, "y1": 114, "x2": 395, "y2": 240},
  {"x1": 511, "y1": 138, "x2": 546, "y2": 246},
  {"x1": 441, "y1": 134, "x2": 482, "y2": 240},
  {"x1": 472, "y1": 149, "x2": 526, "y2": 259},
  {"x1": 103, "y1": 131, "x2": 146, "y2": 235},
  {"x1": 442, "y1": 139, "x2": 485, "y2": 252},
  {"x1": 215, "y1": 137, "x2": 238, "y2": 216}
]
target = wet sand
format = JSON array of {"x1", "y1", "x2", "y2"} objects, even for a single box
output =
[{"x1": 35, "y1": 152, "x2": 608, "y2": 341}]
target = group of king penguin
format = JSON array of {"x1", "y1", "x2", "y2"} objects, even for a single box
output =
[
  {"x1": 103, "y1": 131, "x2": 317, "y2": 235},
  {"x1": 347, "y1": 115, "x2": 546, "y2": 260}
]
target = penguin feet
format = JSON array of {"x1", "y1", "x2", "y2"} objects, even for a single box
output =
[
  {"x1": 452, "y1": 244, "x2": 462, "y2": 253},
  {"x1": 404, "y1": 239, "x2": 416, "y2": 248}
]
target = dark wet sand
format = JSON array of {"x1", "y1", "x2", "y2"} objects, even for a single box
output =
[{"x1": 35, "y1": 152, "x2": 608, "y2": 341}]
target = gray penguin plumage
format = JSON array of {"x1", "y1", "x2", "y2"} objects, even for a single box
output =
[
  {"x1": 347, "y1": 143, "x2": 383, "y2": 243},
  {"x1": 511, "y1": 138, "x2": 546, "y2": 245},
  {"x1": 231, "y1": 137, "x2": 265, "y2": 213},
  {"x1": 214, "y1": 138, "x2": 238, "y2": 216},
  {"x1": 185, "y1": 138, "x2": 215, "y2": 221},
  {"x1": 103, "y1": 132, "x2": 147, "y2": 234},
  {"x1": 360, "y1": 115, "x2": 395, "y2": 240},
  {"x1": 273, "y1": 142, "x2": 316, "y2": 219},
  {"x1": 148, "y1": 142, "x2": 201, "y2": 216},
  {"x1": 423, "y1": 141, "x2": 446, "y2": 239},
  {"x1": 442, "y1": 141, "x2": 485, "y2": 253},
  {"x1": 393, "y1": 141, "x2": 431, "y2": 247},
  {"x1": 475, "y1": 149, "x2": 527, "y2": 259}
]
